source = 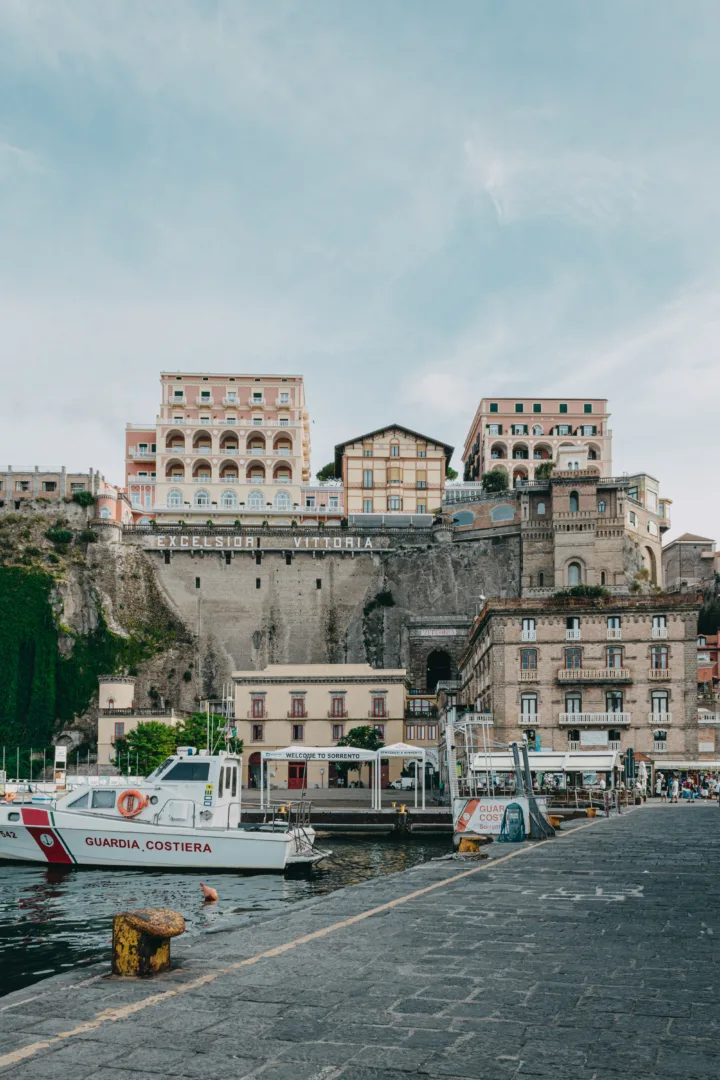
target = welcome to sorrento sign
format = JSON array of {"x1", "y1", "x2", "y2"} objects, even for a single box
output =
[{"x1": 147, "y1": 533, "x2": 386, "y2": 552}]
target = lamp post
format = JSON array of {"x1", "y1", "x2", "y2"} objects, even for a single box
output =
[{"x1": 319, "y1": 767, "x2": 325, "y2": 789}]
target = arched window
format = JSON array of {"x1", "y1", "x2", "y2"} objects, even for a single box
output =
[
  {"x1": 653, "y1": 730, "x2": 667, "y2": 749},
  {"x1": 220, "y1": 490, "x2": 237, "y2": 508},
  {"x1": 491, "y1": 504, "x2": 514, "y2": 522},
  {"x1": 194, "y1": 489, "x2": 210, "y2": 507},
  {"x1": 426, "y1": 650, "x2": 451, "y2": 692},
  {"x1": 537, "y1": 502, "x2": 546, "y2": 515},
  {"x1": 532, "y1": 424, "x2": 543, "y2": 436},
  {"x1": 598, "y1": 500, "x2": 606, "y2": 513},
  {"x1": 452, "y1": 510, "x2": 474, "y2": 526},
  {"x1": 569, "y1": 491, "x2": 579, "y2": 512},
  {"x1": 247, "y1": 490, "x2": 264, "y2": 509},
  {"x1": 648, "y1": 520, "x2": 658, "y2": 536},
  {"x1": 568, "y1": 562, "x2": 582, "y2": 586},
  {"x1": 600, "y1": 571, "x2": 606, "y2": 586},
  {"x1": 588, "y1": 449, "x2": 597, "y2": 460},
  {"x1": 538, "y1": 572, "x2": 544, "y2": 587},
  {"x1": 167, "y1": 489, "x2": 183, "y2": 507},
  {"x1": 100, "y1": 506, "x2": 111, "y2": 519},
  {"x1": 274, "y1": 491, "x2": 291, "y2": 510},
  {"x1": 107, "y1": 698, "x2": 115, "y2": 710}
]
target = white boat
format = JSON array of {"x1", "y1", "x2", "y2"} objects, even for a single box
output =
[{"x1": 0, "y1": 749, "x2": 325, "y2": 872}]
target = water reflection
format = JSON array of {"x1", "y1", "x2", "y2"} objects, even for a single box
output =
[{"x1": 0, "y1": 836, "x2": 448, "y2": 997}]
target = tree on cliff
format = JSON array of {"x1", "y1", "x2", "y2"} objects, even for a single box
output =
[
  {"x1": 333, "y1": 724, "x2": 384, "y2": 787},
  {"x1": 482, "y1": 469, "x2": 509, "y2": 493},
  {"x1": 315, "y1": 462, "x2": 336, "y2": 482}
]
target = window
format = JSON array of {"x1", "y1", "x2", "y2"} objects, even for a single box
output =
[
  {"x1": 606, "y1": 691, "x2": 624, "y2": 713},
  {"x1": 514, "y1": 403, "x2": 524, "y2": 413},
  {"x1": 488, "y1": 423, "x2": 502, "y2": 436},
  {"x1": 331, "y1": 695, "x2": 345, "y2": 717},
  {"x1": 372, "y1": 696, "x2": 387, "y2": 718},
  {"x1": 91, "y1": 790, "x2": 117, "y2": 809},
  {"x1": 417, "y1": 479, "x2": 427, "y2": 489},
  {"x1": 651, "y1": 691, "x2": 669, "y2": 715},
  {"x1": 520, "y1": 649, "x2": 537, "y2": 670},
  {"x1": 512, "y1": 424, "x2": 527, "y2": 436},
  {"x1": 600, "y1": 571, "x2": 606, "y2": 585},
  {"x1": 373, "y1": 724, "x2": 386, "y2": 739},
  {"x1": 279, "y1": 392, "x2": 290, "y2": 404},
  {"x1": 628, "y1": 512, "x2": 637, "y2": 526},
  {"x1": 194, "y1": 489, "x2": 210, "y2": 507},
  {"x1": 290, "y1": 697, "x2": 306, "y2": 718},
  {"x1": 584, "y1": 404, "x2": 593, "y2": 414},
  {"x1": 42, "y1": 481, "x2": 57, "y2": 492},
  {"x1": 251, "y1": 698, "x2": 265, "y2": 719},
  {"x1": 173, "y1": 390, "x2": 184, "y2": 399},
  {"x1": 114, "y1": 722, "x2": 125, "y2": 739},
  {"x1": 248, "y1": 490, "x2": 264, "y2": 509},
  {"x1": 537, "y1": 501, "x2": 546, "y2": 515},
  {"x1": 598, "y1": 500, "x2": 606, "y2": 513},
  {"x1": 608, "y1": 616, "x2": 621, "y2": 634},
  {"x1": 417, "y1": 504, "x2": 426, "y2": 514},
  {"x1": 651, "y1": 646, "x2": 669, "y2": 670},
  {"x1": 252, "y1": 723, "x2": 263, "y2": 742},
  {"x1": 291, "y1": 724, "x2": 304, "y2": 741},
  {"x1": 588, "y1": 449, "x2": 597, "y2": 460},
  {"x1": 363, "y1": 469, "x2": 373, "y2": 489},
  {"x1": 100, "y1": 506, "x2": 111, "y2": 519},
  {"x1": 556, "y1": 424, "x2": 571, "y2": 436},
  {"x1": 652, "y1": 615, "x2": 667, "y2": 638},
  {"x1": 533, "y1": 403, "x2": 542, "y2": 413},
  {"x1": 648, "y1": 521, "x2": 658, "y2": 536},
  {"x1": 388, "y1": 496, "x2": 401, "y2": 511},
  {"x1": 521, "y1": 618, "x2": 536, "y2": 641},
  {"x1": 538, "y1": 572, "x2": 544, "y2": 586},
  {"x1": 568, "y1": 562, "x2": 582, "y2": 586},
  {"x1": 390, "y1": 443, "x2": 400, "y2": 457},
  {"x1": 520, "y1": 693, "x2": 538, "y2": 716},
  {"x1": 363, "y1": 499, "x2": 373, "y2": 513},
  {"x1": 607, "y1": 647, "x2": 623, "y2": 669},
  {"x1": 328, "y1": 495, "x2": 339, "y2": 509},
  {"x1": 653, "y1": 730, "x2": 667, "y2": 750},
  {"x1": 279, "y1": 417, "x2": 289, "y2": 427},
  {"x1": 569, "y1": 491, "x2": 579, "y2": 512},
  {"x1": 698, "y1": 636, "x2": 707, "y2": 647},
  {"x1": 565, "y1": 694, "x2": 582, "y2": 713},
  {"x1": 427, "y1": 724, "x2": 438, "y2": 741},
  {"x1": 69, "y1": 792, "x2": 90, "y2": 809},
  {"x1": 559, "y1": 403, "x2": 568, "y2": 413},
  {"x1": 162, "y1": 762, "x2": 210, "y2": 782},
  {"x1": 489, "y1": 403, "x2": 498, "y2": 413},
  {"x1": 567, "y1": 729, "x2": 580, "y2": 744},
  {"x1": 565, "y1": 648, "x2": 582, "y2": 669},
  {"x1": 491, "y1": 505, "x2": 514, "y2": 522},
  {"x1": 418, "y1": 448, "x2": 426, "y2": 458},
  {"x1": 274, "y1": 491, "x2": 291, "y2": 510},
  {"x1": 221, "y1": 490, "x2": 237, "y2": 508},
  {"x1": 131, "y1": 493, "x2": 140, "y2": 507},
  {"x1": 332, "y1": 724, "x2": 344, "y2": 741},
  {"x1": 305, "y1": 495, "x2": 316, "y2": 508},
  {"x1": 256, "y1": 578, "x2": 261, "y2": 589}
]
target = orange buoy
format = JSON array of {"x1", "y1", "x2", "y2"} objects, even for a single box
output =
[
  {"x1": 117, "y1": 789, "x2": 149, "y2": 818},
  {"x1": 200, "y1": 883, "x2": 218, "y2": 903}
]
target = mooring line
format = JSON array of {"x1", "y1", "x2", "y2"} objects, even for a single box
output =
[{"x1": 0, "y1": 817, "x2": 601, "y2": 1071}]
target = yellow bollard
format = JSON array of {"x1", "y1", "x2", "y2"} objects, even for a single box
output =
[
  {"x1": 458, "y1": 836, "x2": 481, "y2": 853},
  {"x1": 112, "y1": 908, "x2": 185, "y2": 977}
]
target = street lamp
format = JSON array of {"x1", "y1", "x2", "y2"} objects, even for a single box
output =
[{"x1": 319, "y1": 767, "x2": 325, "y2": 789}]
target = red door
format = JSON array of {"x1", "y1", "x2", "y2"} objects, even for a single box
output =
[
  {"x1": 381, "y1": 761, "x2": 390, "y2": 788},
  {"x1": 288, "y1": 763, "x2": 306, "y2": 789}
]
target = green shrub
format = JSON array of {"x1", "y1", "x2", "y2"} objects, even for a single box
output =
[
  {"x1": 72, "y1": 491, "x2": 97, "y2": 508},
  {"x1": 45, "y1": 526, "x2": 74, "y2": 545},
  {"x1": 77, "y1": 528, "x2": 97, "y2": 543}
]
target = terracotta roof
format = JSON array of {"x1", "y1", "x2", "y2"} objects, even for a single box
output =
[
  {"x1": 335, "y1": 424, "x2": 454, "y2": 473},
  {"x1": 673, "y1": 533, "x2": 714, "y2": 543}
]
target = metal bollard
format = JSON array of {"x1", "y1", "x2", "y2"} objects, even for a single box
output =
[{"x1": 112, "y1": 907, "x2": 185, "y2": 977}]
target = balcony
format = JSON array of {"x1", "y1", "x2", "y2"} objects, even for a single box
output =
[
  {"x1": 652, "y1": 626, "x2": 668, "y2": 639},
  {"x1": 327, "y1": 710, "x2": 349, "y2": 719},
  {"x1": 606, "y1": 628, "x2": 622, "y2": 640},
  {"x1": 649, "y1": 668, "x2": 671, "y2": 681},
  {"x1": 653, "y1": 742, "x2": 667, "y2": 752},
  {"x1": 521, "y1": 629, "x2": 537, "y2": 642},
  {"x1": 405, "y1": 705, "x2": 438, "y2": 719},
  {"x1": 557, "y1": 668, "x2": 631, "y2": 683},
  {"x1": 130, "y1": 450, "x2": 156, "y2": 459},
  {"x1": 368, "y1": 711, "x2": 388, "y2": 720},
  {"x1": 565, "y1": 629, "x2": 581, "y2": 641},
  {"x1": 519, "y1": 669, "x2": 539, "y2": 681},
  {"x1": 609, "y1": 740, "x2": 622, "y2": 750},
  {"x1": 559, "y1": 712, "x2": 631, "y2": 726},
  {"x1": 648, "y1": 713, "x2": 672, "y2": 725},
  {"x1": 275, "y1": 397, "x2": 292, "y2": 408},
  {"x1": 698, "y1": 713, "x2": 720, "y2": 725},
  {"x1": 518, "y1": 714, "x2": 540, "y2": 726},
  {"x1": 247, "y1": 711, "x2": 265, "y2": 720},
  {"x1": 223, "y1": 396, "x2": 239, "y2": 407},
  {"x1": 196, "y1": 396, "x2": 214, "y2": 407},
  {"x1": 192, "y1": 446, "x2": 213, "y2": 454},
  {"x1": 219, "y1": 476, "x2": 239, "y2": 484},
  {"x1": 171, "y1": 395, "x2": 186, "y2": 405},
  {"x1": 250, "y1": 397, "x2": 266, "y2": 408}
]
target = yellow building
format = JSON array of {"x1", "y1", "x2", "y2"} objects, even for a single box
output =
[
  {"x1": 232, "y1": 663, "x2": 410, "y2": 788},
  {"x1": 335, "y1": 424, "x2": 454, "y2": 518},
  {"x1": 96, "y1": 677, "x2": 180, "y2": 768}
]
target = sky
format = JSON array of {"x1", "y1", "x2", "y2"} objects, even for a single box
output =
[{"x1": 1, "y1": 1, "x2": 720, "y2": 539}]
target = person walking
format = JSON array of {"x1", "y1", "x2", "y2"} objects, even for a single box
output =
[
  {"x1": 670, "y1": 776, "x2": 680, "y2": 803},
  {"x1": 660, "y1": 777, "x2": 668, "y2": 802},
  {"x1": 714, "y1": 777, "x2": 720, "y2": 806}
]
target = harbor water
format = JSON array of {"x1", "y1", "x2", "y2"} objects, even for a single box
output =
[{"x1": 0, "y1": 836, "x2": 449, "y2": 998}]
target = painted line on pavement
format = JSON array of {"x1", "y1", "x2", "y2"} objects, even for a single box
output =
[{"x1": 0, "y1": 817, "x2": 601, "y2": 1071}]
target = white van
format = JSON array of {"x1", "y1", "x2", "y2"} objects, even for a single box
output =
[{"x1": 389, "y1": 777, "x2": 416, "y2": 790}]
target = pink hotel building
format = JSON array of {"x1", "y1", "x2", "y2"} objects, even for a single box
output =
[{"x1": 125, "y1": 373, "x2": 344, "y2": 525}]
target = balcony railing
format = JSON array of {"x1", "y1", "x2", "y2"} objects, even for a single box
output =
[
  {"x1": 130, "y1": 450, "x2": 156, "y2": 459},
  {"x1": 368, "y1": 711, "x2": 388, "y2": 720},
  {"x1": 649, "y1": 668, "x2": 671, "y2": 680},
  {"x1": 327, "y1": 710, "x2": 349, "y2": 719},
  {"x1": 698, "y1": 713, "x2": 720, "y2": 725},
  {"x1": 558, "y1": 668, "x2": 631, "y2": 682},
  {"x1": 559, "y1": 712, "x2": 631, "y2": 726},
  {"x1": 519, "y1": 669, "x2": 539, "y2": 681},
  {"x1": 648, "y1": 713, "x2": 672, "y2": 725},
  {"x1": 223, "y1": 396, "x2": 239, "y2": 407},
  {"x1": 609, "y1": 740, "x2": 621, "y2": 750},
  {"x1": 565, "y1": 629, "x2": 582, "y2": 641},
  {"x1": 247, "y1": 711, "x2": 265, "y2": 719},
  {"x1": 250, "y1": 397, "x2": 266, "y2": 408},
  {"x1": 653, "y1": 742, "x2": 667, "y2": 752},
  {"x1": 518, "y1": 714, "x2": 539, "y2": 726},
  {"x1": 404, "y1": 706, "x2": 438, "y2": 719},
  {"x1": 196, "y1": 396, "x2": 214, "y2": 406},
  {"x1": 99, "y1": 707, "x2": 175, "y2": 717},
  {"x1": 275, "y1": 397, "x2": 292, "y2": 407},
  {"x1": 192, "y1": 446, "x2": 213, "y2": 454},
  {"x1": 521, "y1": 629, "x2": 537, "y2": 642},
  {"x1": 606, "y1": 628, "x2": 622, "y2": 640},
  {"x1": 652, "y1": 626, "x2": 668, "y2": 639}
]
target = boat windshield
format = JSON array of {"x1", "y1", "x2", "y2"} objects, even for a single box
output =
[
  {"x1": 147, "y1": 757, "x2": 175, "y2": 781},
  {"x1": 161, "y1": 761, "x2": 211, "y2": 782}
]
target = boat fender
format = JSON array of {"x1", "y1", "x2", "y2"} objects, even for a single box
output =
[
  {"x1": 2, "y1": 793, "x2": 15, "y2": 803},
  {"x1": 118, "y1": 789, "x2": 149, "y2": 818}
]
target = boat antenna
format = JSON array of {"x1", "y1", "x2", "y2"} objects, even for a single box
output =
[{"x1": 206, "y1": 700, "x2": 210, "y2": 754}]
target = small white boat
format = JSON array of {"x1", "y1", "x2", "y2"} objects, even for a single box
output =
[{"x1": 0, "y1": 749, "x2": 325, "y2": 872}]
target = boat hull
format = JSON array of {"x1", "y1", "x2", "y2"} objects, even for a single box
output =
[{"x1": 0, "y1": 807, "x2": 314, "y2": 871}]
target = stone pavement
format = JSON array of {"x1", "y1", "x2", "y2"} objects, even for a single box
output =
[{"x1": 1, "y1": 805, "x2": 718, "y2": 1080}]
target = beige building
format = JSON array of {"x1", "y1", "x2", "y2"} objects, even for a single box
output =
[
  {"x1": 232, "y1": 663, "x2": 410, "y2": 788},
  {"x1": 462, "y1": 396, "x2": 612, "y2": 484},
  {"x1": 96, "y1": 677, "x2": 180, "y2": 768},
  {"x1": 126, "y1": 373, "x2": 313, "y2": 524},
  {"x1": 458, "y1": 594, "x2": 702, "y2": 766},
  {"x1": 1, "y1": 466, "x2": 109, "y2": 508},
  {"x1": 335, "y1": 425, "x2": 453, "y2": 518}
]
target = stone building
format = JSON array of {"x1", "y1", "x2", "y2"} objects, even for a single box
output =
[
  {"x1": 335, "y1": 424, "x2": 453, "y2": 519},
  {"x1": 0, "y1": 466, "x2": 114, "y2": 508},
  {"x1": 662, "y1": 533, "x2": 718, "y2": 595},
  {"x1": 232, "y1": 663, "x2": 410, "y2": 788},
  {"x1": 457, "y1": 594, "x2": 703, "y2": 768}
]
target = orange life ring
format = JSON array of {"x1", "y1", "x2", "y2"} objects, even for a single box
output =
[{"x1": 118, "y1": 789, "x2": 148, "y2": 818}]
